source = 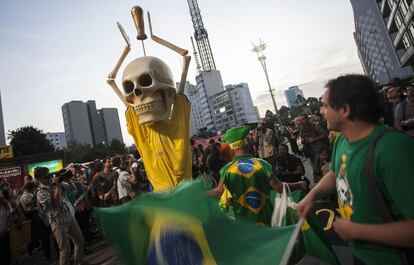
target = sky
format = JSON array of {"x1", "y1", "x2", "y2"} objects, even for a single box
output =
[{"x1": 0, "y1": 0, "x2": 364, "y2": 146}]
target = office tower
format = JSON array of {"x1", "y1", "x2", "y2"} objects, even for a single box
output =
[
  {"x1": 284, "y1": 86, "x2": 304, "y2": 108},
  {"x1": 62, "y1": 100, "x2": 123, "y2": 147},
  {"x1": 350, "y1": 0, "x2": 413, "y2": 84}
]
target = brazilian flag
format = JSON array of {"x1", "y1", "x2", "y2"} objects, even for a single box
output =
[
  {"x1": 270, "y1": 190, "x2": 341, "y2": 265},
  {"x1": 96, "y1": 181, "x2": 297, "y2": 265}
]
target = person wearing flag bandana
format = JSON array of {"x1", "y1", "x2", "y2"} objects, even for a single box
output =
[{"x1": 209, "y1": 125, "x2": 307, "y2": 225}]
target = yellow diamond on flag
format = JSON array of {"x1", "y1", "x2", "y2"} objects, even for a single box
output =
[{"x1": 237, "y1": 186, "x2": 267, "y2": 214}]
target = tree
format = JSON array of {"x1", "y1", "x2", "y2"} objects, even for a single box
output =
[
  {"x1": 107, "y1": 139, "x2": 128, "y2": 156},
  {"x1": 290, "y1": 105, "x2": 304, "y2": 120},
  {"x1": 264, "y1": 110, "x2": 277, "y2": 122},
  {"x1": 278, "y1": 106, "x2": 291, "y2": 125},
  {"x1": 64, "y1": 139, "x2": 128, "y2": 163},
  {"x1": 295, "y1": 95, "x2": 307, "y2": 107},
  {"x1": 306, "y1": 97, "x2": 322, "y2": 113},
  {"x1": 65, "y1": 142, "x2": 91, "y2": 163},
  {"x1": 8, "y1": 126, "x2": 55, "y2": 156}
]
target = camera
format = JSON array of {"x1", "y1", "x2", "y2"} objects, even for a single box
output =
[{"x1": 55, "y1": 168, "x2": 74, "y2": 182}]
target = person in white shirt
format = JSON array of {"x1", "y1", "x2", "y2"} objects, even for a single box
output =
[{"x1": 117, "y1": 160, "x2": 137, "y2": 204}]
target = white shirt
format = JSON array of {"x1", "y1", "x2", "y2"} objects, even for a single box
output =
[{"x1": 117, "y1": 171, "x2": 132, "y2": 199}]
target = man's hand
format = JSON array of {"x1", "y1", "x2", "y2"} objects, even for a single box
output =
[
  {"x1": 296, "y1": 193, "x2": 315, "y2": 219},
  {"x1": 104, "y1": 192, "x2": 111, "y2": 201},
  {"x1": 299, "y1": 181, "x2": 309, "y2": 191},
  {"x1": 297, "y1": 170, "x2": 336, "y2": 219},
  {"x1": 333, "y1": 217, "x2": 355, "y2": 241}
]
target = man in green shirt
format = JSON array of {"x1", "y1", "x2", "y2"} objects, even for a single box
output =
[
  {"x1": 209, "y1": 125, "x2": 307, "y2": 225},
  {"x1": 297, "y1": 74, "x2": 414, "y2": 265}
]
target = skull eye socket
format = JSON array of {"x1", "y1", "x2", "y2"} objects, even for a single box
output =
[
  {"x1": 123, "y1": 81, "x2": 134, "y2": 94},
  {"x1": 138, "y1": 74, "x2": 153, "y2": 87}
]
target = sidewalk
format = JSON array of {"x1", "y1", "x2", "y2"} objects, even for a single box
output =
[{"x1": 20, "y1": 237, "x2": 121, "y2": 265}]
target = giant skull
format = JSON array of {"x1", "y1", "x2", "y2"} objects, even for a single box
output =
[{"x1": 122, "y1": 56, "x2": 176, "y2": 124}]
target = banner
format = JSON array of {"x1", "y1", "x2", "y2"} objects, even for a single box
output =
[
  {"x1": 28, "y1": 159, "x2": 63, "y2": 176},
  {"x1": 0, "y1": 145, "x2": 13, "y2": 159},
  {"x1": 0, "y1": 167, "x2": 21, "y2": 179}
]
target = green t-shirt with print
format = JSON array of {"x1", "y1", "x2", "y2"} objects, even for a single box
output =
[
  {"x1": 331, "y1": 124, "x2": 414, "y2": 265},
  {"x1": 219, "y1": 154, "x2": 273, "y2": 225}
]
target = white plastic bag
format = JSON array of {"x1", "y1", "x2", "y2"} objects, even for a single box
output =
[{"x1": 271, "y1": 183, "x2": 297, "y2": 227}]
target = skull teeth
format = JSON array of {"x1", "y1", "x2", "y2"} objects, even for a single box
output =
[{"x1": 134, "y1": 100, "x2": 164, "y2": 113}]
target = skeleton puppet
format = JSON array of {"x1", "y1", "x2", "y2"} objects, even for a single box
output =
[{"x1": 106, "y1": 6, "x2": 192, "y2": 191}]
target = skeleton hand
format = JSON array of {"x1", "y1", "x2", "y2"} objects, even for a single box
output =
[{"x1": 106, "y1": 22, "x2": 131, "y2": 108}]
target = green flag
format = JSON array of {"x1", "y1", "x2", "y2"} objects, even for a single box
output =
[
  {"x1": 96, "y1": 181, "x2": 297, "y2": 265},
  {"x1": 274, "y1": 190, "x2": 341, "y2": 265}
]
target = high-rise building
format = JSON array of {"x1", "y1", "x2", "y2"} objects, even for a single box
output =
[
  {"x1": 184, "y1": 71, "x2": 225, "y2": 131},
  {"x1": 62, "y1": 101, "x2": 94, "y2": 146},
  {"x1": 210, "y1": 83, "x2": 259, "y2": 131},
  {"x1": 86, "y1": 100, "x2": 105, "y2": 146},
  {"x1": 185, "y1": 0, "x2": 258, "y2": 133},
  {"x1": 98, "y1": 108, "x2": 123, "y2": 144},
  {"x1": 186, "y1": 81, "x2": 259, "y2": 133},
  {"x1": 62, "y1": 100, "x2": 123, "y2": 147},
  {"x1": 284, "y1": 86, "x2": 304, "y2": 108},
  {"x1": 0, "y1": 90, "x2": 5, "y2": 146},
  {"x1": 375, "y1": 0, "x2": 414, "y2": 69},
  {"x1": 45, "y1": 132, "x2": 67, "y2": 150},
  {"x1": 350, "y1": 0, "x2": 413, "y2": 84}
]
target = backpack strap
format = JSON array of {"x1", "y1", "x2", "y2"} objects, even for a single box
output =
[
  {"x1": 364, "y1": 128, "x2": 409, "y2": 265},
  {"x1": 401, "y1": 100, "x2": 407, "y2": 122}
]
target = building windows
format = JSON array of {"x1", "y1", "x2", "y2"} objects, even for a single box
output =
[
  {"x1": 399, "y1": 0, "x2": 409, "y2": 16},
  {"x1": 409, "y1": 22, "x2": 414, "y2": 40},
  {"x1": 395, "y1": 12, "x2": 403, "y2": 29},
  {"x1": 403, "y1": 33, "x2": 412, "y2": 50}
]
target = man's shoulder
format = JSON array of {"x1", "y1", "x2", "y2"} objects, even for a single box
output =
[
  {"x1": 21, "y1": 192, "x2": 33, "y2": 199},
  {"x1": 119, "y1": 171, "x2": 131, "y2": 179},
  {"x1": 333, "y1": 133, "x2": 347, "y2": 146},
  {"x1": 36, "y1": 186, "x2": 51, "y2": 201},
  {"x1": 377, "y1": 127, "x2": 414, "y2": 150},
  {"x1": 251, "y1": 156, "x2": 272, "y2": 168},
  {"x1": 287, "y1": 154, "x2": 302, "y2": 163}
]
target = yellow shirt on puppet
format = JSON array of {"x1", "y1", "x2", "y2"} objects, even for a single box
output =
[{"x1": 126, "y1": 95, "x2": 192, "y2": 191}]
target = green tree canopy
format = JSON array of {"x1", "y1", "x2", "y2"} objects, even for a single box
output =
[
  {"x1": 8, "y1": 126, "x2": 55, "y2": 156},
  {"x1": 278, "y1": 106, "x2": 291, "y2": 125},
  {"x1": 65, "y1": 139, "x2": 128, "y2": 163}
]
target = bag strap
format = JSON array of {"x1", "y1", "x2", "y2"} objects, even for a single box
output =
[
  {"x1": 364, "y1": 128, "x2": 409, "y2": 265},
  {"x1": 401, "y1": 100, "x2": 407, "y2": 121},
  {"x1": 283, "y1": 182, "x2": 294, "y2": 202},
  {"x1": 364, "y1": 129, "x2": 394, "y2": 221}
]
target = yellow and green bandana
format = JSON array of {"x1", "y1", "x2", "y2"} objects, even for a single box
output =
[{"x1": 221, "y1": 125, "x2": 250, "y2": 149}]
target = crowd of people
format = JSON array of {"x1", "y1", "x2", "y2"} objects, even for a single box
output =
[
  {"x1": 1, "y1": 74, "x2": 414, "y2": 265},
  {"x1": 193, "y1": 74, "x2": 414, "y2": 265},
  {"x1": 0, "y1": 154, "x2": 150, "y2": 265},
  {"x1": 190, "y1": 109, "x2": 333, "y2": 188}
]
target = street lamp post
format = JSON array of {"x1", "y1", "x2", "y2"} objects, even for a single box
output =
[
  {"x1": 252, "y1": 40, "x2": 281, "y2": 124},
  {"x1": 370, "y1": 29, "x2": 392, "y2": 82}
]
